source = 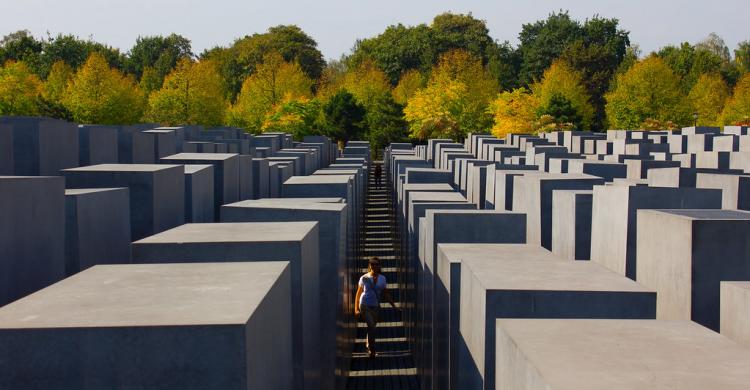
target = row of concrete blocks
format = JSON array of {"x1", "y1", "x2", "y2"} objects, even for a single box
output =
[
  {"x1": 386, "y1": 134, "x2": 750, "y2": 389},
  {"x1": 0, "y1": 146, "x2": 370, "y2": 389}
]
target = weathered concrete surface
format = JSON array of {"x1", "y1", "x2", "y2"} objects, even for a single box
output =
[
  {"x1": 495, "y1": 319, "x2": 750, "y2": 390},
  {"x1": 183, "y1": 164, "x2": 215, "y2": 222},
  {"x1": 636, "y1": 209, "x2": 750, "y2": 331},
  {"x1": 0, "y1": 116, "x2": 79, "y2": 175},
  {"x1": 0, "y1": 176, "x2": 66, "y2": 306},
  {"x1": 130, "y1": 222, "x2": 319, "y2": 390},
  {"x1": 160, "y1": 153, "x2": 240, "y2": 216},
  {"x1": 551, "y1": 190, "x2": 593, "y2": 260},
  {"x1": 696, "y1": 173, "x2": 750, "y2": 210},
  {"x1": 721, "y1": 282, "x2": 750, "y2": 347},
  {"x1": 0, "y1": 262, "x2": 293, "y2": 390},
  {"x1": 460, "y1": 254, "x2": 655, "y2": 389}
]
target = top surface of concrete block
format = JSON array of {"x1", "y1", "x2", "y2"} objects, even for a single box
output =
[
  {"x1": 225, "y1": 199, "x2": 347, "y2": 212},
  {"x1": 161, "y1": 153, "x2": 237, "y2": 161},
  {"x1": 184, "y1": 164, "x2": 213, "y2": 174},
  {"x1": 284, "y1": 175, "x2": 352, "y2": 184},
  {"x1": 64, "y1": 187, "x2": 127, "y2": 196},
  {"x1": 464, "y1": 254, "x2": 650, "y2": 293},
  {"x1": 134, "y1": 222, "x2": 317, "y2": 244},
  {"x1": 651, "y1": 209, "x2": 750, "y2": 220},
  {"x1": 65, "y1": 163, "x2": 182, "y2": 172},
  {"x1": 438, "y1": 243, "x2": 556, "y2": 263},
  {"x1": 496, "y1": 319, "x2": 750, "y2": 389},
  {"x1": 0, "y1": 262, "x2": 288, "y2": 328}
]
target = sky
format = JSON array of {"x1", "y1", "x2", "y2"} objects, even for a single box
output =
[{"x1": 1, "y1": 0, "x2": 747, "y2": 60}]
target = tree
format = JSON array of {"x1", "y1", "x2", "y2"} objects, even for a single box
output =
[
  {"x1": 560, "y1": 16, "x2": 630, "y2": 129},
  {"x1": 518, "y1": 11, "x2": 583, "y2": 85},
  {"x1": 605, "y1": 56, "x2": 691, "y2": 129},
  {"x1": 735, "y1": 41, "x2": 750, "y2": 75},
  {"x1": 531, "y1": 60, "x2": 594, "y2": 129},
  {"x1": 226, "y1": 52, "x2": 313, "y2": 131},
  {"x1": 146, "y1": 58, "x2": 227, "y2": 127},
  {"x1": 721, "y1": 73, "x2": 750, "y2": 125},
  {"x1": 0, "y1": 31, "x2": 43, "y2": 74},
  {"x1": 262, "y1": 96, "x2": 322, "y2": 140},
  {"x1": 392, "y1": 69, "x2": 425, "y2": 105},
  {"x1": 536, "y1": 93, "x2": 582, "y2": 131},
  {"x1": 63, "y1": 53, "x2": 144, "y2": 124},
  {"x1": 342, "y1": 59, "x2": 391, "y2": 108},
  {"x1": 316, "y1": 58, "x2": 348, "y2": 102},
  {"x1": 139, "y1": 66, "x2": 163, "y2": 94},
  {"x1": 430, "y1": 13, "x2": 494, "y2": 63},
  {"x1": 39, "y1": 34, "x2": 125, "y2": 77},
  {"x1": 126, "y1": 34, "x2": 192, "y2": 81},
  {"x1": 0, "y1": 60, "x2": 42, "y2": 115},
  {"x1": 42, "y1": 61, "x2": 74, "y2": 103},
  {"x1": 688, "y1": 73, "x2": 730, "y2": 126},
  {"x1": 365, "y1": 93, "x2": 408, "y2": 150},
  {"x1": 488, "y1": 87, "x2": 539, "y2": 138},
  {"x1": 323, "y1": 89, "x2": 366, "y2": 142},
  {"x1": 696, "y1": 33, "x2": 731, "y2": 63},
  {"x1": 656, "y1": 39, "x2": 732, "y2": 91}
]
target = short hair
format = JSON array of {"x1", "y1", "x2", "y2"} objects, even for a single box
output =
[{"x1": 368, "y1": 257, "x2": 380, "y2": 266}]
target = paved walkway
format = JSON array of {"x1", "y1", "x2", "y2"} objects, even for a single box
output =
[{"x1": 347, "y1": 160, "x2": 419, "y2": 390}]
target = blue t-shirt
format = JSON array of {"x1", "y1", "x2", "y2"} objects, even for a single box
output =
[{"x1": 359, "y1": 273, "x2": 386, "y2": 307}]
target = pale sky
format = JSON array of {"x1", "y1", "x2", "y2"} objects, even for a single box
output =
[{"x1": 1, "y1": 0, "x2": 747, "y2": 60}]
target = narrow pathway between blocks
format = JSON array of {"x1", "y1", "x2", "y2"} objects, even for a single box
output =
[{"x1": 347, "y1": 160, "x2": 419, "y2": 390}]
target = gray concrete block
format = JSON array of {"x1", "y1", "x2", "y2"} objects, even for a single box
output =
[
  {"x1": 131, "y1": 222, "x2": 319, "y2": 390},
  {"x1": 183, "y1": 165, "x2": 214, "y2": 222},
  {"x1": 637, "y1": 209, "x2": 750, "y2": 331},
  {"x1": 590, "y1": 185, "x2": 722, "y2": 279},
  {"x1": 721, "y1": 282, "x2": 750, "y2": 346},
  {"x1": 0, "y1": 123, "x2": 12, "y2": 174},
  {"x1": 0, "y1": 262, "x2": 293, "y2": 390},
  {"x1": 77, "y1": 125, "x2": 118, "y2": 165},
  {"x1": 0, "y1": 116, "x2": 78, "y2": 175},
  {"x1": 486, "y1": 167, "x2": 539, "y2": 211},
  {"x1": 696, "y1": 172, "x2": 750, "y2": 210},
  {"x1": 238, "y1": 155, "x2": 254, "y2": 201},
  {"x1": 625, "y1": 159, "x2": 681, "y2": 179},
  {"x1": 64, "y1": 188, "x2": 131, "y2": 276},
  {"x1": 252, "y1": 158, "x2": 269, "y2": 199},
  {"x1": 117, "y1": 125, "x2": 156, "y2": 164},
  {"x1": 63, "y1": 164, "x2": 185, "y2": 241},
  {"x1": 161, "y1": 153, "x2": 240, "y2": 216},
  {"x1": 566, "y1": 159, "x2": 627, "y2": 182},
  {"x1": 142, "y1": 129, "x2": 178, "y2": 162},
  {"x1": 552, "y1": 190, "x2": 593, "y2": 260},
  {"x1": 495, "y1": 319, "x2": 750, "y2": 390},
  {"x1": 513, "y1": 173, "x2": 604, "y2": 250},
  {"x1": 221, "y1": 201, "x2": 348, "y2": 390},
  {"x1": 183, "y1": 141, "x2": 216, "y2": 153},
  {"x1": 460, "y1": 250, "x2": 655, "y2": 389},
  {"x1": 0, "y1": 176, "x2": 65, "y2": 306}
]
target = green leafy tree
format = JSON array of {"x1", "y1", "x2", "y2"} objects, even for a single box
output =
[
  {"x1": 323, "y1": 89, "x2": 366, "y2": 142},
  {"x1": 518, "y1": 11, "x2": 583, "y2": 85},
  {"x1": 147, "y1": 58, "x2": 227, "y2": 127},
  {"x1": 262, "y1": 96, "x2": 323, "y2": 140},
  {"x1": 721, "y1": 73, "x2": 750, "y2": 125},
  {"x1": 0, "y1": 60, "x2": 42, "y2": 115},
  {"x1": 536, "y1": 93, "x2": 582, "y2": 131},
  {"x1": 365, "y1": 93, "x2": 408, "y2": 150},
  {"x1": 688, "y1": 73, "x2": 730, "y2": 126},
  {"x1": 39, "y1": 34, "x2": 125, "y2": 77},
  {"x1": 63, "y1": 52, "x2": 144, "y2": 124},
  {"x1": 38, "y1": 60, "x2": 75, "y2": 120},
  {"x1": 0, "y1": 30, "x2": 43, "y2": 74},
  {"x1": 392, "y1": 69, "x2": 425, "y2": 105},
  {"x1": 125, "y1": 34, "x2": 192, "y2": 81},
  {"x1": 605, "y1": 56, "x2": 691, "y2": 129},
  {"x1": 735, "y1": 41, "x2": 750, "y2": 75},
  {"x1": 531, "y1": 60, "x2": 594, "y2": 129}
]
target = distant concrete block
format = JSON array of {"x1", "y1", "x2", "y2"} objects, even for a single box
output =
[
  {"x1": 590, "y1": 185, "x2": 722, "y2": 279},
  {"x1": 183, "y1": 141, "x2": 216, "y2": 153},
  {"x1": 0, "y1": 262, "x2": 293, "y2": 390},
  {"x1": 117, "y1": 125, "x2": 156, "y2": 164},
  {"x1": 460, "y1": 253, "x2": 655, "y2": 389},
  {"x1": 77, "y1": 125, "x2": 118, "y2": 165},
  {"x1": 0, "y1": 116, "x2": 78, "y2": 175},
  {"x1": 637, "y1": 209, "x2": 750, "y2": 331},
  {"x1": 552, "y1": 190, "x2": 593, "y2": 260},
  {"x1": 161, "y1": 153, "x2": 240, "y2": 216},
  {"x1": 252, "y1": 158, "x2": 269, "y2": 199},
  {"x1": 183, "y1": 165, "x2": 214, "y2": 222},
  {"x1": 696, "y1": 172, "x2": 750, "y2": 210},
  {"x1": 142, "y1": 129, "x2": 178, "y2": 162},
  {"x1": 566, "y1": 159, "x2": 627, "y2": 182},
  {"x1": 63, "y1": 164, "x2": 185, "y2": 241},
  {"x1": 64, "y1": 188, "x2": 131, "y2": 276},
  {"x1": 625, "y1": 159, "x2": 681, "y2": 179},
  {"x1": 238, "y1": 155, "x2": 254, "y2": 201},
  {"x1": 131, "y1": 222, "x2": 319, "y2": 390},
  {"x1": 0, "y1": 123, "x2": 12, "y2": 174},
  {"x1": 495, "y1": 319, "x2": 750, "y2": 390},
  {"x1": 0, "y1": 176, "x2": 65, "y2": 306}
]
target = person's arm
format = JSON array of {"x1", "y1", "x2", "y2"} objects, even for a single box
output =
[{"x1": 354, "y1": 285, "x2": 363, "y2": 315}]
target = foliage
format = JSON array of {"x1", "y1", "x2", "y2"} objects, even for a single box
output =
[
  {"x1": 63, "y1": 53, "x2": 144, "y2": 124},
  {"x1": 226, "y1": 52, "x2": 313, "y2": 132},
  {"x1": 146, "y1": 58, "x2": 226, "y2": 127},
  {"x1": 688, "y1": 73, "x2": 730, "y2": 126},
  {"x1": 262, "y1": 95, "x2": 322, "y2": 140},
  {"x1": 392, "y1": 69, "x2": 425, "y2": 105},
  {"x1": 316, "y1": 58, "x2": 348, "y2": 101},
  {"x1": 531, "y1": 60, "x2": 594, "y2": 129},
  {"x1": 322, "y1": 89, "x2": 366, "y2": 142},
  {"x1": 721, "y1": 73, "x2": 750, "y2": 125},
  {"x1": 125, "y1": 34, "x2": 192, "y2": 81},
  {"x1": 736, "y1": 41, "x2": 750, "y2": 75},
  {"x1": 536, "y1": 93, "x2": 582, "y2": 131},
  {"x1": 0, "y1": 60, "x2": 42, "y2": 115},
  {"x1": 517, "y1": 11, "x2": 583, "y2": 85},
  {"x1": 0, "y1": 31, "x2": 43, "y2": 74},
  {"x1": 365, "y1": 93, "x2": 408, "y2": 150},
  {"x1": 42, "y1": 61, "x2": 74, "y2": 104},
  {"x1": 39, "y1": 34, "x2": 126, "y2": 77},
  {"x1": 605, "y1": 56, "x2": 691, "y2": 129},
  {"x1": 656, "y1": 37, "x2": 736, "y2": 91},
  {"x1": 488, "y1": 87, "x2": 539, "y2": 138},
  {"x1": 342, "y1": 59, "x2": 391, "y2": 108}
]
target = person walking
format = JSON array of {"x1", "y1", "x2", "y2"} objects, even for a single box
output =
[
  {"x1": 374, "y1": 163, "x2": 382, "y2": 186},
  {"x1": 354, "y1": 257, "x2": 398, "y2": 358}
]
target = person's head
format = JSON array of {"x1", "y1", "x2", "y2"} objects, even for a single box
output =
[{"x1": 368, "y1": 257, "x2": 381, "y2": 275}]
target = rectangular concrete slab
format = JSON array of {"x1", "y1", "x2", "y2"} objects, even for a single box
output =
[
  {"x1": 721, "y1": 281, "x2": 750, "y2": 346},
  {"x1": 161, "y1": 153, "x2": 240, "y2": 216},
  {"x1": 0, "y1": 262, "x2": 293, "y2": 390},
  {"x1": 183, "y1": 164, "x2": 215, "y2": 222}
]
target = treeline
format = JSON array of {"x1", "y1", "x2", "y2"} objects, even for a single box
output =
[{"x1": 1, "y1": 12, "x2": 749, "y2": 148}]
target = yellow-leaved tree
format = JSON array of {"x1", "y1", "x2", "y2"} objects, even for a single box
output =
[
  {"x1": 147, "y1": 58, "x2": 227, "y2": 127},
  {"x1": 531, "y1": 60, "x2": 595, "y2": 130},
  {"x1": 488, "y1": 88, "x2": 540, "y2": 138},
  {"x1": 43, "y1": 61, "x2": 74, "y2": 104},
  {"x1": 605, "y1": 56, "x2": 691, "y2": 129},
  {"x1": 342, "y1": 58, "x2": 391, "y2": 108},
  {"x1": 0, "y1": 60, "x2": 42, "y2": 116},
  {"x1": 688, "y1": 73, "x2": 730, "y2": 126},
  {"x1": 226, "y1": 52, "x2": 313, "y2": 132},
  {"x1": 64, "y1": 52, "x2": 145, "y2": 125},
  {"x1": 392, "y1": 69, "x2": 424, "y2": 105},
  {"x1": 404, "y1": 49, "x2": 498, "y2": 140},
  {"x1": 721, "y1": 73, "x2": 750, "y2": 125}
]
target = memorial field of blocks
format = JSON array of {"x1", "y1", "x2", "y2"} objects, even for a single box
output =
[{"x1": 3, "y1": 114, "x2": 750, "y2": 389}]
